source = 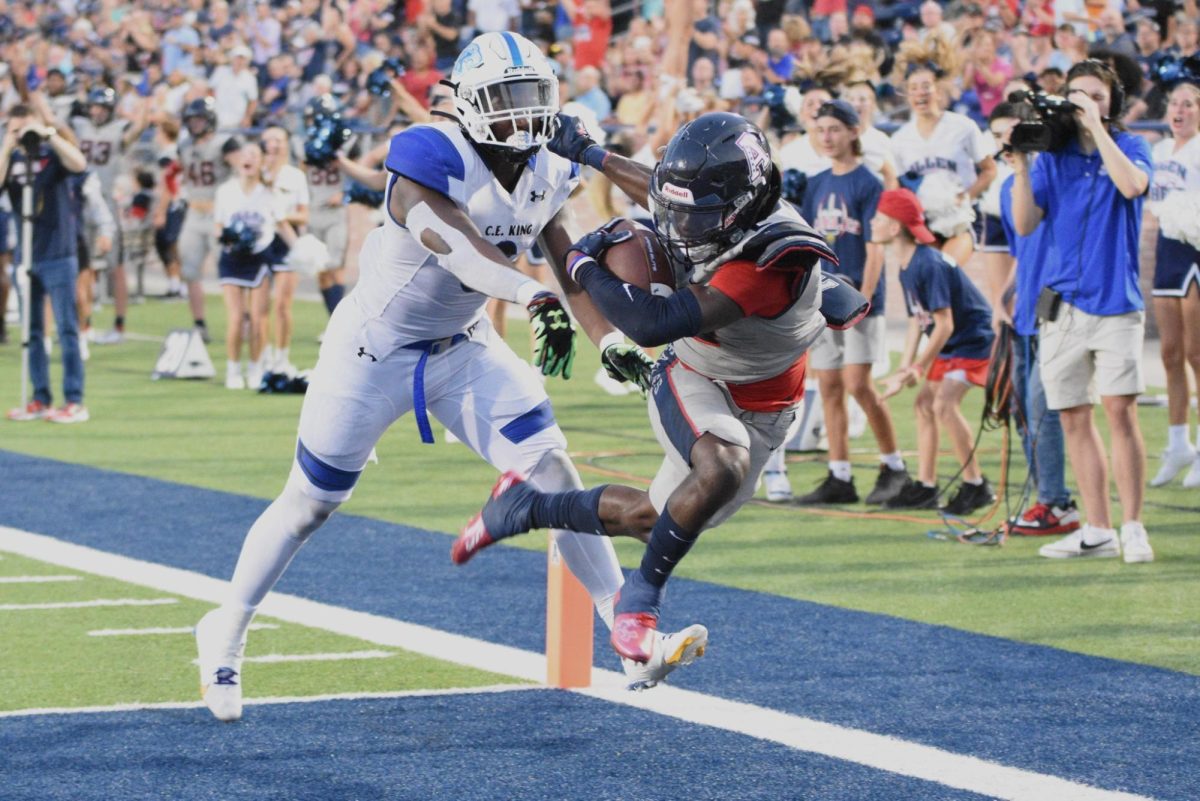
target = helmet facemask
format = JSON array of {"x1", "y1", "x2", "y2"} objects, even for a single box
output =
[
  {"x1": 649, "y1": 174, "x2": 760, "y2": 265},
  {"x1": 454, "y1": 76, "x2": 559, "y2": 160}
]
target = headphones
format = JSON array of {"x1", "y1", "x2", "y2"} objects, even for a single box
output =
[{"x1": 1066, "y1": 58, "x2": 1125, "y2": 120}]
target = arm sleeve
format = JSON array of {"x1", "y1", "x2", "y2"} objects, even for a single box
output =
[
  {"x1": 384, "y1": 126, "x2": 469, "y2": 206},
  {"x1": 574, "y1": 259, "x2": 704, "y2": 348},
  {"x1": 709, "y1": 260, "x2": 796, "y2": 317}
]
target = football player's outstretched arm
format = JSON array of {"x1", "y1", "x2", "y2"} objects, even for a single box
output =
[
  {"x1": 390, "y1": 174, "x2": 556, "y2": 306},
  {"x1": 539, "y1": 204, "x2": 627, "y2": 346},
  {"x1": 547, "y1": 114, "x2": 653, "y2": 210}
]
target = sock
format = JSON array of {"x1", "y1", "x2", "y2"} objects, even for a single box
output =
[
  {"x1": 226, "y1": 360, "x2": 240, "y2": 377},
  {"x1": 276, "y1": 346, "x2": 289, "y2": 367},
  {"x1": 881, "y1": 451, "x2": 906, "y2": 471},
  {"x1": 1168, "y1": 425, "x2": 1191, "y2": 451},
  {"x1": 764, "y1": 447, "x2": 786, "y2": 474},
  {"x1": 114, "y1": 315, "x2": 124, "y2": 331},
  {"x1": 321, "y1": 284, "x2": 344, "y2": 314},
  {"x1": 529, "y1": 485, "x2": 608, "y2": 536},
  {"x1": 920, "y1": 481, "x2": 936, "y2": 489},
  {"x1": 621, "y1": 508, "x2": 698, "y2": 617},
  {"x1": 963, "y1": 477, "x2": 982, "y2": 486},
  {"x1": 194, "y1": 318, "x2": 206, "y2": 329},
  {"x1": 829, "y1": 460, "x2": 852, "y2": 482}
]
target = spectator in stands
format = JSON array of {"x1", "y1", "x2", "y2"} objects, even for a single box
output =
[
  {"x1": 210, "y1": 46, "x2": 259, "y2": 131},
  {"x1": 765, "y1": 27, "x2": 796, "y2": 82},
  {"x1": 688, "y1": 0, "x2": 722, "y2": 71},
  {"x1": 1096, "y1": 9, "x2": 1138, "y2": 59},
  {"x1": 1, "y1": 103, "x2": 90, "y2": 423},
  {"x1": 1010, "y1": 59, "x2": 1154, "y2": 562},
  {"x1": 565, "y1": 0, "x2": 613, "y2": 71},
  {"x1": 963, "y1": 28, "x2": 1014, "y2": 118},
  {"x1": 400, "y1": 40, "x2": 444, "y2": 110},
  {"x1": 571, "y1": 65, "x2": 612, "y2": 121},
  {"x1": 468, "y1": 0, "x2": 519, "y2": 37},
  {"x1": 419, "y1": 0, "x2": 465, "y2": 72}
]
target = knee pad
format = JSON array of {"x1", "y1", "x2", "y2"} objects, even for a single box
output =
[
  {"x1": 280, "y1": 472, "x2": 340, "y2": 542},
  {"x1": 526, "y1": 448, "x2": 583, "y2": 494}
]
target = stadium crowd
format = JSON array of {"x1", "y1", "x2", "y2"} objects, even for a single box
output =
[{"x1": 2, "y1": 0, "x2": 1198, "y2": 564}]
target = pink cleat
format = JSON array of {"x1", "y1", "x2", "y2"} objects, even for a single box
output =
[
  {"x1": 611, "y1": 611, "x2": 659, "y2": 663},
  {"x1": 451, "y1": 470, "x2": 527, "y2": 565}
]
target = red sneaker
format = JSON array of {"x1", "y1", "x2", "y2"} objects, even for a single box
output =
[
  {"x1": 611, "y1": 611, "x2": 659, "y2": 664},
  {"x1": 1010, "y1": 501, "x2": 1081, "y2": 536},
  {"x1": 450, "y1": 470, "x2": 526, "y2": 565},
  {"x1": 7, "y1": 400, "x2": 50, "y2": 421},
  {"x1": 45, "y1": 403, "x2": 90, "y2": 424}
]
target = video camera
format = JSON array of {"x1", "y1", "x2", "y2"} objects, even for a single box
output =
[{"x1": 1005, "y1": 90, "x2": 1077, "y2": 153}]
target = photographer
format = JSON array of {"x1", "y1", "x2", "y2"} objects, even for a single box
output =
[
  {"x1": 1, "y1": 103, "x2": 89, "y2": 423},
  {"x1": 1009, "y1": 60, "x2": 1153, "y2": 563}
]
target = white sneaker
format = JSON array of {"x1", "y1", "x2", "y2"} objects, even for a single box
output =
[
  {"x1": 246, "y1": 363, "x2": 264, "y2": 391},
  {"x1": 593, "y1": 366, "x2": 634, "y2": 396},
  {"x1": 1120, "y1": 522, "x2": 1154, "y2": 563},
  {"x1": 1183, "y1": 455, "x2": 1200, "y2": 489},
  {"x1": 194, "y1": 608, "x2": 246, "y2": 722},
  {"x1": 225, "y1": 368, "x2": 246, "y2": 390},
  {"x1": 621, "y1": 623, "x2": 708, "y2": 691},
  {"x1": 1038, "y1": 526, "x2": 1120, "y2": 559},
  {"x1": 1149, "y1": 446, "x2": 1196, "y2": 487},
  {"x1": 93, "y1": 329, "x2": 125, "y2": 345},
  {"x1": 762, "y1": 470, "x2": 792, "y2": 502}
]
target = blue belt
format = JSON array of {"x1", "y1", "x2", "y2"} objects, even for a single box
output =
[{"x1": 403, "y1": 332, "x2": 469, "y2": 444}]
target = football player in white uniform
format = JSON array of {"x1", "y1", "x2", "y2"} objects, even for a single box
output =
[{"x1": 194, "y1": 32, "x2": 703, "y2": 722}]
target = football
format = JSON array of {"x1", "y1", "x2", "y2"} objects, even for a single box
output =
[{"x1": 598, "y1": 219, "x2": 677, "y2": 297}]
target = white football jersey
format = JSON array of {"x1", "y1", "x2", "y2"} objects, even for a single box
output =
[
  {"x1": 1149, "y1": 135, "x2": 1200, "y2": 210},
  {"x1": 891, "y1": 111, "x2": 989, "y2": 191},
  {"x1": 346, "y1": 122, "x2": 580, "y2": 355}
]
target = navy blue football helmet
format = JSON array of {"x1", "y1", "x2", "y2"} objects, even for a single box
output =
[
  {"x1": 649, "y1": 112, "x2": 781, "y2": 264},
  {"x1": 182, "y1": 97, "x2": 218, "y2": 136}
]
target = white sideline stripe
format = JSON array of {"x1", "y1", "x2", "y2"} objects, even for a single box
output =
[
  {"x1": 240, "y1": 650, "x2": 395, "y2": 664},
  {"x1": 0, "y1": 526, "x2": 1157, "y2": 801},
  {"x1": 0, "y1": 575, "x2": 81, "y2": 583},
  {"x1": 0, "y1": 684, "x2": 537, "y2": 719},
  {"x1": 0, "y1": 597, "x2": 177, "y2": 611},
  {"x1": 88, "y1": 623, "x2": 280, "y2": 637}
]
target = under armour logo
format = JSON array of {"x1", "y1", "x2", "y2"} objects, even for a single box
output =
[
  {"x1": 530, "y1": 190, "x2": 546, "y2": 202},
  {"x1": 357, "y1": 347, "x2": 377, "y2": 362}
]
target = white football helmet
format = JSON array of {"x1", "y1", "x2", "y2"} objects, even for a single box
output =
[{"x1": 449, "y1": 31, "x2": 559, "y2": 158}]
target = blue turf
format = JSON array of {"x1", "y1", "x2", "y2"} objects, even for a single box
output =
[
  {"x1": 2, "y1": 450, "x2": 1197, "y2": 800},
  {"x1": 0, "y1": 692, "x2": 998, "y2": 801}
]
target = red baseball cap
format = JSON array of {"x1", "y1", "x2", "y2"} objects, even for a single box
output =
[{"x1": 877, "y1": 188, "x2": 936, "y2": 244}]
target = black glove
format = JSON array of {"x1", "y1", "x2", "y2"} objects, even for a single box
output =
[
  {"x1": 547, "y1": 113, "x2": 609, "y2": 171},
  {"x1": 527, "y1": 292, "x2": 576, "y2": 379},
  {"x1": 566, "y1": 219, "x2": 633, "y2": 281},
  {"x1": 601, "y1": 342, "x2": 654, "y2": 393}
]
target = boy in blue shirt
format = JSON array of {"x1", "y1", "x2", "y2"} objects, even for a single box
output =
[
  {"x1": 873, "y1": 189, "x2": 997, "y2": 513},
  {"x1": 1009, "y1": 59, "x2": 1153, "y2": 563}
]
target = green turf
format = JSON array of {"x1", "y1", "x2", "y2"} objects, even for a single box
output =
[
  {"x1": 0, "y1": 552, "x2": 522, "y2": 712},
  {"x1": 2, "y1": 295, "x2": 1197, "y2": 676}
]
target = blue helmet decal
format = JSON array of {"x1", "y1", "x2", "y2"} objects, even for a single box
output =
[{"x1": 453, "y1": 43, "x2": 484, "y2": 77}]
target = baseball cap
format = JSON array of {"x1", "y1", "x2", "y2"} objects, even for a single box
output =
[
  {"x1": 816, "y1": 98, "x2": 860, "y2": 127},
  {"x1": 877, "y1": 189, "x2": 936, "y2": 244},
  {"x1": 231, "y1": 45, "x2": 251, "y2": 59},
  {"x1": 740, "y1": 32, "x2": 762, "y2": 48}
]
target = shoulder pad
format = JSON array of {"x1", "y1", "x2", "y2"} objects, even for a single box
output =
[
  {"x1": 385, "y1": 124, "x2": 468, "y2": 198},
  {"x1": 739, "y1": 220, "x2": 839, "y2": 273}
]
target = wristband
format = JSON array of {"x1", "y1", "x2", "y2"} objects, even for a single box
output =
[
  {"x1": 566, "y1": 252, "x2": 597, "y2": 283},
  {"x1": 598, "y1": 331, "x2": 625, "y2": 352},
  {"x1": 581, "y1": 145, "x2": 609, "y2": 172}
]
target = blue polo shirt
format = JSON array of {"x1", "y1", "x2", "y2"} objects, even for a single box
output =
[
  {"x1": 999, "y1": 173, "x2": 1059, "y2": 337},
  {"x1": 4, "y1": 146, "x2": 79, "y2": 263},
  {"x1": 802, "y1": 165, "x2": 884, "y2": 315},
  {"x1": 899, "y1": 245, "x2": 994, "y2": 360},
  {"x1": 1029, "y1": 131, "x2": 1151, "y2": 316}
]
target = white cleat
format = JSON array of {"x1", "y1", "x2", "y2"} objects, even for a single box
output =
[
  {"x1": 621, "y1": 623, "x2": 708, "y2": 691},
  {"x1": 194, "y1": 608, "x2": 246, "y2": 722},
  {"x1": 762, "y1": 470, "x2": 792, "y2": 503},
  {"x1": 1149, "y1": 447, "x2": 1196, "y2": 487}
]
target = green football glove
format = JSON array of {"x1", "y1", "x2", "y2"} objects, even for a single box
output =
[
  {"x1": 527, "y1": 292, "x2": 576, "y2": 379},
  {"x1": 601, "y1": 342, "x2": 654, "y2": 394}
]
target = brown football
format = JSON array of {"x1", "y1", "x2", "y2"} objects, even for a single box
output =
[{"x1": 597, "y1": 219, "x2": 677, "y2": 297}]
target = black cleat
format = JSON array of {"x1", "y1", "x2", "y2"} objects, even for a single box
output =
[
  {"x1": 796, "y1": 471, "x2": 859, "y2": 504},
  {"x1": 864, "y1": 465, "x2": 911, "y2": 505},
  {"x1": 884, "y1": 479, "x2": 939, "y2": 509},
  {"x1": 940, "y1": 478, "x2": 996, "y2": 516}
]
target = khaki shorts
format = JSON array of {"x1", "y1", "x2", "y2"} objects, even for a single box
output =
[
  {"x1": 1039, "y1": 303, "x2": 1145, "y2": 410},
  {"x1": 647, "y1": 355, "x2": 796, "y2": 531},
  {"x1": 809, "y1": 315, "x2": 885, "y2": 371}
]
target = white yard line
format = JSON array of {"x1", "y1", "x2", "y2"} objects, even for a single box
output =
[
  {"x1": 0, "y1": 597, "x2": 177, "y2": 611},
  {"x1": 89, "y1": 623, "x2": 280, "y2": 637},
  {"x1": 0, "y1": 684, "x2": 538, "y2": 719},
  {"x1": 241, "y1": 650, "x2": 394, "y2": 664},
  {"x1": 0, "y1": 575, "x2": 81, "y2": 584},
  {"x1": 0, "y1": 526, "x2": 1158, "y2": 801}
]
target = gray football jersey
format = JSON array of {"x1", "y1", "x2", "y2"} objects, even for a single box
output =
[
  {"x1": 305, "y1": 161, "x2": 344, "y2": 226},
  {"x1": 179, "y1": 134, "x2": 233, "y2": 204},
  {"x1": 70, "y1": 117, "x2": 129, "y2": 196}
]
